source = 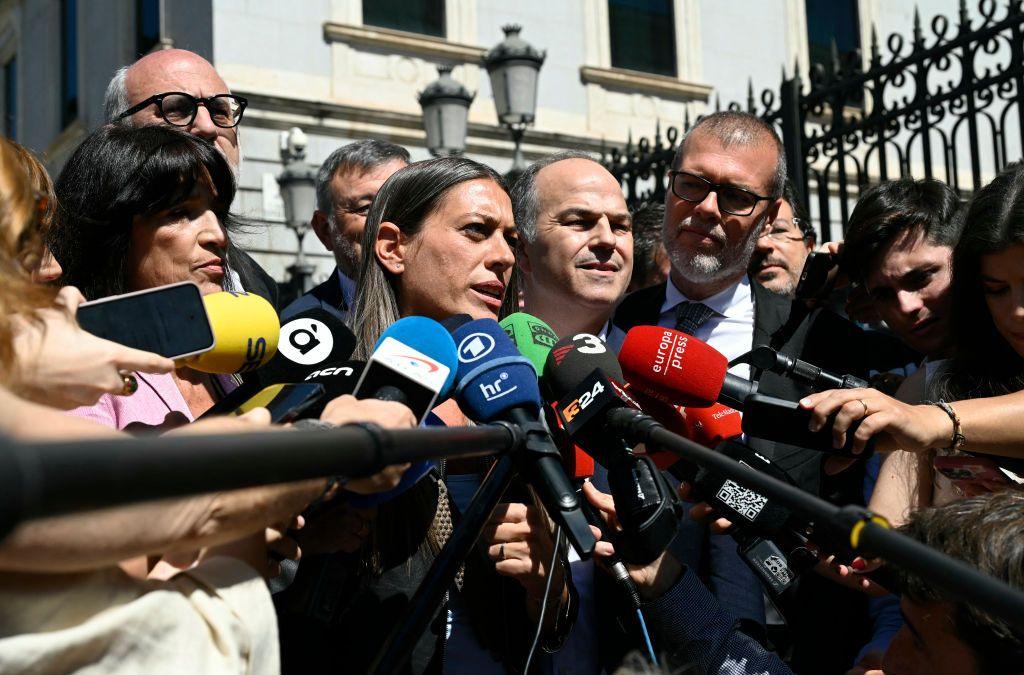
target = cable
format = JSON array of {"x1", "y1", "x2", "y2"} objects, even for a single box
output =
[
  {"x1": 523, "y1": 526, "x2": 564, "y2": 674},
  {"x1": 635, "y1": 607, "x2": 657, "y2": 664}
]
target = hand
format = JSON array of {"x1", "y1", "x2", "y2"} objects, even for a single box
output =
[
  {"x1": 319, "y1": 394, "x2": 417, "y2": 429},
  {"x1": 845, "y1": 650, "x2": 885, "y2": 675},
  {"x1": 583, "y1": 482, "x2": 683, "y2": 601},
  {"x1": 814, "y1": 554, "x2": 889, "y2": 597},
  {"x1": 483, "y1": 502, "x2": 563, "y2": 600},
  {"x1": 679, "y1": 481, "x2": 734, "y2": 533},
  {"x1": 9, "y1": 286, "x2": 174, "y2": 409},
  {"x1": 800, "y1": 388, "x2": 953, "y2": 455},
  {"x1": 345, "y1": 464, "x2": 411, "y2": 495},
  {"x1": 167, "y1": 407, "x2": 274, "y2": 435},
  {"x1": 202, "y1": 531, "x2": 277, "y2": 579},
  {"x1": 265, "y1": 515, "x2": 303, "y2": 578},
  {"x1": 296, "y1": 503, "x2": 375, "y2": 555}
]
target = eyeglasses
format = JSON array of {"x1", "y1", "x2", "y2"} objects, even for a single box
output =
[
  {"x1": 760, "y1": 219, "x2": 812, "y2": 242},
  {"x1": 116, "y1": 92, "x2": 248, "y2": 129},
  {"x1": 667, "y1": 170, "x2": 771, "y2": 216}
]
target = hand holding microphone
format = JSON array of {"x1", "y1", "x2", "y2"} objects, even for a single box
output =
[{"x1": 10, "y1": 286, "x2": 175, "y2": 408}]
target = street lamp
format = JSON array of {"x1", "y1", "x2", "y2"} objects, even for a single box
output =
[
  {"x1": 483, "y1": 24, "x2": 546, "y2": 181},
  {"x1": 418, "y1": 65, "x2": 475, "y2": 156},
  {"x1": 277, "y1": 126, "x2": 317, "y2": 296}
]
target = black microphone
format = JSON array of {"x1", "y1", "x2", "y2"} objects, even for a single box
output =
[
  {"x1": 736, "y1": 345, "x2": 869, "y2": 391},
  {"x1": 257, "y1": 307, "x2": 358, "y2": 385}
]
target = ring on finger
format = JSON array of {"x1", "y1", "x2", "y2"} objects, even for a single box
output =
[
  {"x1": 858, "y1": 399, "x2": 869, "y2": 416},
  {"x1": 120, "y1": 372, "x2": 138, "y2": 396}
]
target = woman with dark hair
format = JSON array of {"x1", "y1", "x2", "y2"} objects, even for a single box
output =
[
  {"x1": 47, "y1": 124, "x2": 248, "y2": 429},
  {"x1": 291, "y1": 156, "x2": 572, "y2": 674},
  {"x1": 800, "y1": 164, "x2": 1024, "y2": 525}
]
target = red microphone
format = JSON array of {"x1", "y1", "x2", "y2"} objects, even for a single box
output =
[
  {"x1": 619, "y1": 326, "x2": 755, "y2": 410},
  {"x1": 681, "y1": 402, "x2": 743, "y2": 446}
]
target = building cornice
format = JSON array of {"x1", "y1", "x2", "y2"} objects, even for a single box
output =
[
  {"x1": 322, "y1": 22, "x2": 487, "y2": 64},
  {"x1": 579, "y1": 65, "x2": 712, "y2": 102},
  {"x1": 234, "y1": 90, "x2": 612, "y2": 159}
]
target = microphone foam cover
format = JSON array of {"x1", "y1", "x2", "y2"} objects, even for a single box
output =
[
  {"x1": 682, "y1": 403, "x2": 743, "y2": 448},
  {"x1": 499, "y1": 312, "x2": 558, "y2": 375},
  {"x1": 441, "y1": 313, "x2": 474, "y2": 334},
  {"x1": 375, "y1": 316, "x2": 459, "y2": 397},
  {"x1": 296, "y1": 360, "x2": 366, "y2": 418},
  {"x1": 543, "y1": 333, "x2": 623, "y2": 400},
  {"x1": 451, "y1": 318, "x2": 542, "y2": 421},
  {"x1": 258, "y1": 307, "x2": 357, "y2": 384},
  {"x1": 189, "y1": 292, "x2": 279, "y2": 374},
  {"x1": 619, "y1": 326, "x2": 727, "y2": 407}
]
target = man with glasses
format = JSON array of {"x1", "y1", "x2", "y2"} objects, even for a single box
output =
[
  {"x1": 103, "y1": 49, "x2": 278, "y2": 308},
  {"x1": 750, "y1": 183, "x2": 816, "y2": 297},
  {"x1": 608, "y1": 112, "x2": 912, "y2": 672}
]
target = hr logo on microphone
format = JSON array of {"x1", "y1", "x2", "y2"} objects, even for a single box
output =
[
  {"x1": 479, "y1": 371, "x2": 517, "y2": 402},
  {"x1": 278, "y1": 318, "x2": 334, "y2": 365}
]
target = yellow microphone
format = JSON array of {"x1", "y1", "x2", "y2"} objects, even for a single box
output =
[{"x1": 185, "y1": 291, "x2": 280, "y2": 374}]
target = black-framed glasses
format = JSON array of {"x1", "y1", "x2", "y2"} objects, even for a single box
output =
[
  {"x1": 761, "y1": 218, "x2": 812, "y2": 242},
  {"x1": 667, "y1": 170, "x2": 771, "y2": 216},
  {"x1": 116, "y1": 92, "x2": 248, "y2": 129}
]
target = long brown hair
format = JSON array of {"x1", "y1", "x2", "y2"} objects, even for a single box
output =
[{"x1": 0, "y1": 139, "x2": 58, "y2": 377}]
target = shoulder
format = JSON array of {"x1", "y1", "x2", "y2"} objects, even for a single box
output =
[
  {"x1": 280, "y1": 273, "x2": 346, "y2": 322},
  {"x1": 612, "y1": 282, "x2": 667, "y2": 333}
]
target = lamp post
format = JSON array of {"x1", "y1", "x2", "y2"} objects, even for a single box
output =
[
  {"x1": 483, "y1": 24, "x2": 546, "y2": 182},
  {"x1": 418, "y1": 65, "x2": 474, "y2": 156},
  {"x1": 277, "y1": 127, "x2": 317, "y2": 297}
]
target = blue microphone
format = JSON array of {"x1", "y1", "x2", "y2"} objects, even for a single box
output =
[
  {"x1": 348, "y1": 316, "x2": 459, "y2": 508},
  {"x1": 449, "y1": 318, "x2": 596, "y2": 556}
]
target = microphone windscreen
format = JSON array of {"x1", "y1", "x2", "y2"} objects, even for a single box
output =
[
  {"x1": 683, "y1": 403, "x2": 743, "y2": 447},
  {"x1": 374, "y1": 316, "x2": 459, "y2": 397},
  {"x1": 499, "y1": 312, "x2": 558, "y2": 375},
  {"x1": 619, "y1": 326, "x2": 727, "y2": 407},
  {"x1": 258, "y1": 307, "x2": 358, "y2": 385},
  {"x1": 451, "y1": 318, "x2": 541, "y2": 421},
  {"x1": 441, "y1": 313, "x2": 474, "y2": 334},
  {"x1": 188, "y1": 292, "x2": 279, "y2": 374},
  {"x1": 543, "y1": 333, "x2": 623, "y2": 399},
  {"x1": 295, "y1": 360, "x2": 366, "y2": 418}
]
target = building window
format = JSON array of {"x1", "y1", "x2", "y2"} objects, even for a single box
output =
[
  {"x1": 362, "y1": 0, "x2": 445, "y2": 38},
  {"x1": 60, "y1": 0, "x2": 78, "y2": 128},
  {"x1": 3, "y1": 57, "x2": 15, "y2": 140},
  {"x1": 805, "y1": 0, "x2": 860, "y2": 73},
  {"x1": 136, "y1": 0, "x2": 161, "y2": 56},
  {"x1": 608, "y1": 0, "x2": 676, "y2": 77}
]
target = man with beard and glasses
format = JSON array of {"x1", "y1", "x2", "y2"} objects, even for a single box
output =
[
  {"x1": 750, "y1": 182, "x2": 816, "y2": 297},
  {"x1": 608, "y1": 111, "x2": 912, "y2": 673}
]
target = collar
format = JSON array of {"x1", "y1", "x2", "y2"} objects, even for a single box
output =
[
  {"x1": 660, "y1": 274, "x2": 753, "y2": 319},
  {"x1": 336, "y1": 267, "x2": 357, "y2": 308}
]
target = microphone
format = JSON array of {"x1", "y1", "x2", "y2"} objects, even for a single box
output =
[
  {"x1": 544, "y1": 334, "x2": 684, "y2": 565},
  {"x1": 619, "y1": 326, "x2": 870, "y2": 457},
  {"x1": 353, "y1": 316, "x2": 458, "y2": 422},
  {"x1": 186, "y1": 291, "x2": 280, "y2": 374},
  {"x1": 449, "y1": 318, "x2": 596, "y2": 555},
  {"x1": 253, "y1": 307, "x2": 358, "y2": 385},
  {"x1": 736, "y1": 345, "x2": 869, "y2": 391},
  {"x1": 498, "y1": 312, "x2": 559, "y2": 375}
]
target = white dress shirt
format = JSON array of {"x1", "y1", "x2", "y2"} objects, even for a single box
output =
[{"x1": 608, "y1": 275, "x2": 756, "y2": 382}]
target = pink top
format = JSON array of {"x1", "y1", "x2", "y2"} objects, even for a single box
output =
[{"x1": 67, "y1": 372, "x2": 236, "y2": 433}]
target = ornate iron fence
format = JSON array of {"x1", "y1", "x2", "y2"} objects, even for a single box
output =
[{"x1": 601, "y1": 0, "x2": 1024, "y2": 242}]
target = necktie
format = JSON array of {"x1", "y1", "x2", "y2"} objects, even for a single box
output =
[{"x1": 674, "y1": 301, "x2": 716, "y2": 336}]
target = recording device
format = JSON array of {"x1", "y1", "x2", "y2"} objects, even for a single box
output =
[
  {"x1": 544, "y1": 333, "x2": 684, "y2": 565},
  {"x1": 188, "y1": 291, "x2": 280, "y2": 374},
  {"x1": 353, "y1": 316, "x2": 458, "y2": 422},
  {"x1": 794, "y1": 250, "x2": 838, "y2": 300},
  {"x1": 77, "y1": 281, "x2": 216, "y2": 361},
  {"x1": 449, "y1": 318, "x2": 596, "y2": 555},
  {"x1": 213, "y1": 382, "x2": 325, "y2": 424},
  {"x1": 499, "y1": 312, "x2": 559, "y2": 375},
  {"x1": 734, "y1": 345, "x2": 869, "y2": 391},
  {"x1": 253, "y1": 307, "x2": 357, "y2": 385},
  {"x1": 619, "y1": 326, "x2": 871, "y2": 457}
]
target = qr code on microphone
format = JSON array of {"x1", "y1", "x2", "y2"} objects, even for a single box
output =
[{"x1": 716, "y1": 480, "x2": 768, "y2": 521}]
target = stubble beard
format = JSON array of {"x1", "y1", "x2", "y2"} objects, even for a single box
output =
[{"x1": 664, "y1": 213, "x2": 765, "y2": 287}]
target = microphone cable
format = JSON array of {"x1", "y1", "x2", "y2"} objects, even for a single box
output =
[
  {"x1": 635, "y1": 607, "x2": 657, "y2": 664},
  {"x1": 523, "y1": 526, "x2": 564, "y2": 674}
]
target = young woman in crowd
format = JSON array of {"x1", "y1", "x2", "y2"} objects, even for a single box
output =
[
  {"x1": 801, "y1": 161, "x2": 1024, "y2": 526},
  {"x1": 293, "y1": 156, "x2": 573, "y2": 674}
]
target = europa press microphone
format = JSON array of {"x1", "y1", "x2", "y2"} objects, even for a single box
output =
[
  {"x1": 619, "y1": 326, "x2": 871, "y2": 458},
  {"x1": 449, "y1": 318, "x2": 596, "y2": 554}
]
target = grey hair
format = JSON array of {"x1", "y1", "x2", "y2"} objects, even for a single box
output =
[
  {"x1": 673, "y1": 111, "x2": 787, "y2": 198},
  {"x1": 316, "y1": 139, "x2": 411, "y2": 214},
  {"x1": 509, "y1": 150, "x2": 603, "y2": 245},
  {"x1": 347, "y1": 156, "x2": 510, "y2": 360},
  {"x1": 104, "y1": 66, "x2": 132, "y2": 125}
]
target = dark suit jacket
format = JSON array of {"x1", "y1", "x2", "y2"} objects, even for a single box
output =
[
  {"x1": 232, "y1": 247, "x2": 282, "y2": 312},
  {"x1": 280, "y1": 267, "x2": 350, "y2": 323}
]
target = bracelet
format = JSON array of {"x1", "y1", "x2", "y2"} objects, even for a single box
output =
[{"x1": 929, "y1": 399, "x2": 965, "y2": 452}]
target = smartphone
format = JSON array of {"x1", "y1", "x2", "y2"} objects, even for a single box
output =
[
  {"x1": 741, "y1": 393, "x2": 870, "y2": 458},
  {"x1": 205, "y1": 382, "x2": 326, "y2": 424},
  {"x1": 77, "y1": 281, "x2": 215, "y2": 360},
  {"x1": 795, "y1": 251, "x2": 839, "y2": 300}
]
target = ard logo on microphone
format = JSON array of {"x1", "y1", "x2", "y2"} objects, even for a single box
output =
[{"x1": 458, "y1": 333, "x2": 495, "y2": 363}]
